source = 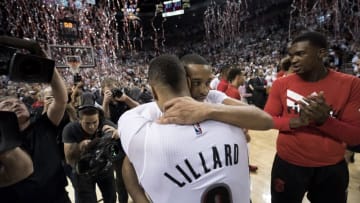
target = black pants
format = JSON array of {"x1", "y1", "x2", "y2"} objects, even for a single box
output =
[
  {"x1": 113, "y1": 157, "x2": 129, "y2": 203},
  {"x1": 72, "y1": 170, "x2": 116, "y2": 203},
  {"x1": 271, "y1": 154, "x2": 349, "y2": 203}
]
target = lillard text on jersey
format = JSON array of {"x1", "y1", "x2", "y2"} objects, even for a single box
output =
[{"x1": 164, "y1": 143, "x2": 239, "y2": 187}]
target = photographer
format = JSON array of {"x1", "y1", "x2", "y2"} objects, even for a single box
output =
[
  {"x1": 0, "y1": 36, "x2": 69, "y2": 202},
  {"x1": 101, "y1": 78, "x2": 139, "y2": 122},
  {"x1": 62, "y1": 93, "x2": 119, "y2": 203},
  {"x1": 101, "y1": 77, "x2": 139, "y2": 203}
]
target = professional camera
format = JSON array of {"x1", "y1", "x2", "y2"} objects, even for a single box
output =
[
  {"x1": 111, "y1": 88, "x2": 123, "y2": 98},
  {"x1": 75, "y1": 132, "x2": 122, "y2": 176},
  {"x1": 0, "y1": 37, "x2": 55, "y2": 83},
  {"x1": 73, "y1": 74, "x2": 82, "y2": 84}
]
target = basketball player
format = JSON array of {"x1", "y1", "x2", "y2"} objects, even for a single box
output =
[
  {"x1": 121, "y1": 53, "x2": 273, "y2": 202},
  {"x1": 265, "y1": 31, "x2": 360, "y2": 203},
  {"x1": 118, "y1": 55, "x2": 251, "y2": 203}
]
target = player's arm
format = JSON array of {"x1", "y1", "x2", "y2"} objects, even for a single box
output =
[
  {"x1": 222, "y1": 97, "x2": 248, "y2": 106},
  {"x1": 122, "y1": 156, "x2": 150, "y2": 203},
  {"x1": 264, "y1": 79, "x2": 309, "y2": 131},
  {"x1": 159, "y1": 97, "x2": 273, "y2": 130}
]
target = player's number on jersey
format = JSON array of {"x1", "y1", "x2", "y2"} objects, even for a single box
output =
[{"x1": 201, "y1": 184, "x2": 232, "y2": 203}]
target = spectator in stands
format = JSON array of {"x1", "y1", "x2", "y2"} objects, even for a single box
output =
[{"x1": 248, "y1": 69, "x2": 268, "y2": 109}]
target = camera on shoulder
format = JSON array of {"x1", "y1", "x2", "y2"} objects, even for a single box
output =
[{"x1": 0, "y1": 37, "x2": 55, "y2": 83}]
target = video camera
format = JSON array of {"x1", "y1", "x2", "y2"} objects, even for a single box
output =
[
  {"x1": 75, "y1": 132, "x2": 122, "y2": 177},
  {"x1": 0, "y1": 111, "x2": 22, "y2": 153},
  {"x1": 0, "y1": 36, "x2": 55, "y2": 83}
]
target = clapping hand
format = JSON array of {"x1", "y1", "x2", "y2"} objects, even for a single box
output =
[{"x1": 298, "y1": 91, "x2": 331, "y2": 126}]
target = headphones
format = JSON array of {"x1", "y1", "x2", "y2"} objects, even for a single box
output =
[{"x1": 77, "y1": 105, "x2": 105, "y2": 126}]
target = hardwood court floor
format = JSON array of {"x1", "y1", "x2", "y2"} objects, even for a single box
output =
[
  {"x1": 67, "y1": 129, "x2": 360, "y2": 203},
  {"x1": 249, "y1": 129, "x2": 360, "y2": 203}
]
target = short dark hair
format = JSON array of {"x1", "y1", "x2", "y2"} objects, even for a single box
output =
[
  {"x1": 180, "y1": 53, "x2": 209, "y2": 66},
  {"x1": 280, "y1": 56, "x2": 291, "y2": 71},
  {"x1": 220, "y1": 65, "x2": 232, "y2": 74},
  {"x1": 181, "y1": 53, "x2": 209, "y2": 75},
  {"x1": 148, "y1": 54, "x2": 186, "y2": 93},
  {"x1": 227, "y1": 68, "x2": 242, "y2": 82},
  {"x1": 291, "y1": 31, "x2": 328, "y2": 49},
  {"x1": 78, "y1": 107, "x2": 99, "y2": 119}
]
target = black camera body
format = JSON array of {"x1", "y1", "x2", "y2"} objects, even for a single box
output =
[
  {"x1": 0, "y1": 44, "x2": 55, "y2": 83},
  {"x1": 73, "y1": 74, "x2": 82, "y2": 84},
  {"x1": 111, "y1": 88, "x2": 123, "y2": 98},
  {"x1": 0, "y1": 111, "x2": 22, "y2": 153},
  {"x1": 76, "y1": 132, "x2": 122, "y2": 176}
]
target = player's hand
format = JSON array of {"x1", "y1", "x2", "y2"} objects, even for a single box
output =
[
  {"x1": 299, "y1": 92, "x2": 331, "y2": 126},
  {"x1": 158, "y1": 96, "x2": 210, "y2": 125}
]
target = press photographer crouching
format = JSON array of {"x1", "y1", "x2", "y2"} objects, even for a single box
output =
[
  {"x1": 62, "y1": 92, "x2": 121, "y2": 203},
  {"x1": 0, "y1": 36, "x2": 70, "y2": 202}
]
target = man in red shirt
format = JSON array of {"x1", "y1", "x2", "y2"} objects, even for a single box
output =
[
  {"x1": 216, "y1": 65, "x2": 231, "y2": 92},
  {"x1": 224, "y1": 68, "x2": 245, "y2": 100},
  {"x1": 224, "y1": 67, "x2": 258, "y2": 172},
  {"x1": 264, "y1": 31, "x2": 360, "y2": 203}
]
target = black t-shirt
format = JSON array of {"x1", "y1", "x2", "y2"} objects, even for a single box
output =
[
  {"x1": 109, "y1": 101, "x2": 130, "y2": 124},
  {"x1": 62, "y1": 119, "x2": 116, "y2": 144},
  {"x1": 0, "y1": 114, "x2": 68, "y2": 203},
  {"x1": 62, "y1": 119, "x2": 125, "y2": 174}
]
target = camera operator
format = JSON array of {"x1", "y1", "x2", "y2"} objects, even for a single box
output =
[
  {"x1": 101, "y1": 77, "x2": 139, "y2": 203},
  {"x1": 0, "y1": 36, "x2": 70, "y2": 202},
  {"x1": 62, "y1": 93, "x2": 119, "y2": 203}
]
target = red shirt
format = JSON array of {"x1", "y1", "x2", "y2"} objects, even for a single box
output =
[
  {"x1": 264, "y1": 70, "x2": 360, "y2": 167},
  {"x1": 225, "y1": 84, "x2": 241, "y2": 100},
  {"x1": 276, "y1": 70, "x2": 286, "y2": 78},
  {"x1": 217, "y1": 79, "x2": 229, "y2": 92}
]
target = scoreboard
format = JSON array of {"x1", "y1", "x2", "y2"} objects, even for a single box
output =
[{"x1": 162, "y1": 0, "x2": 188, "y2": 18}]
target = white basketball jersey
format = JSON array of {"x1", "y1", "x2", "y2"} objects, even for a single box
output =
[
  {"x1": 119, "y1": 102, "x2": 250, "y2": 203},
  {"x1": 205, "y1": 90, "x2": 228, "y2": 104}
]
